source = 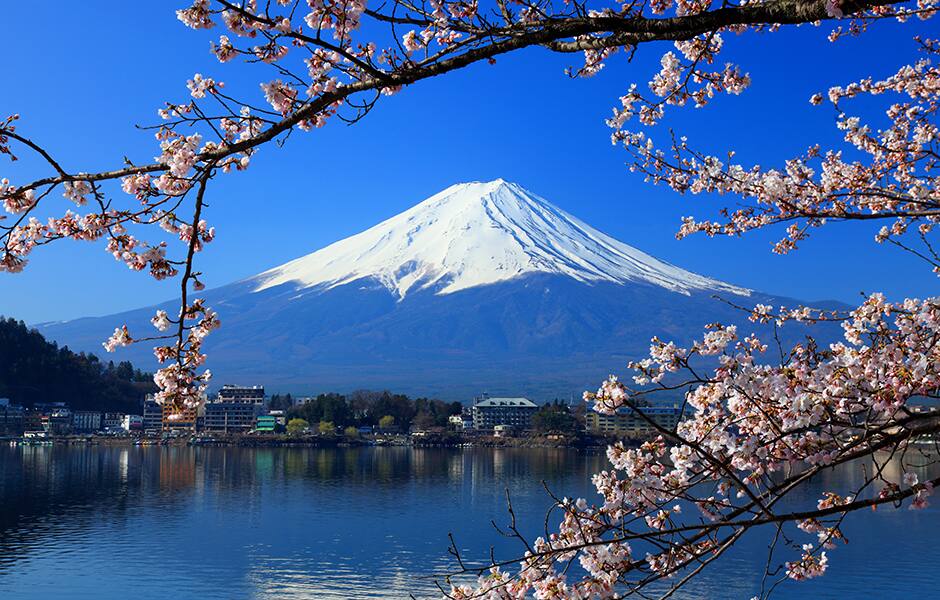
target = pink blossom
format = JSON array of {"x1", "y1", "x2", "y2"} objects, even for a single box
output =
[
  {"x1": 212, "y1": 35, "x2": 237, "y2": 62},
  {"x1": 186, "y1": 73, "x2": 221, "y2": 98},
  {"x1": 260, "y1": 80, "x2": 297, "y2": 114},
  {"x1": 103, "y1": 325, "x2": 133, "y2": 352},
  {"x1": 151, "y1": 309, "x2": 171, "y2": 332},
  {"x1": 176, "y1": 0, "x2": 214, "y2": 29}
]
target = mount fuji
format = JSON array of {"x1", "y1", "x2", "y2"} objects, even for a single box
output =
[
  {"x1": 253, "y1": 179, "x2": 748, "y2": 300},
  {"x1": 38, "y1": 180, "x2": 834, "y2": 400}
]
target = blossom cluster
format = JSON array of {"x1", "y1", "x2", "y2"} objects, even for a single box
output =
[
  {"x1": 452, "y1": 291, "x2": 940, "y2": 596},
  {"x1": 150, "y1": 299, "x2": 220, "y2": 413},
  {"x1": 104, "y1": 300, "x2": 220, "y2": 415},
  {"x1": 3, "y1": 4, "x2": 940, "y2": 596},
  {"x1": 614, "y1": 41, "x2": 940, "y2": 261}
]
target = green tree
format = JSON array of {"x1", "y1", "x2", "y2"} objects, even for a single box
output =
[
  {"x1": 286, "y1": 418, "x2": 309, "y2": 435},
  {"x1": 318, "y1": 393, "x2": 351, "y2": 425},
  {"x1": 0, "y1": 316, "x2": 155, "y2": 411},
  {"x1": 412, "y1": 411, "x2": 435, "y2": 431},
  {"x1": 318, "y1": 420, "x2": 335, "y2": 435},
  {"x1": 373, "y1": 392, "x2": 415, "y2": 429},
  {"x1": 532, "y1": 402, "x2": 578, "y2": 433},
  {"x1": 343, "y1": 426, "x2": 359, "y2": 438},
  {"x1": 115, "y1": 361, "x2": 135, "y2": 381},
  {"x1": 378, "y1": 415, "x2": 395, "y2": 430},
  {"x1": 288, "y1": 392, "x2": 352, "y2": 426},
  {"x1": 269, "y1": 393, "x2": 293, "y2": 411}
]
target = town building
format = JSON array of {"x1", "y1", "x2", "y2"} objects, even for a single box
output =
[
  {"x1": 43, "y1": 407, "x2": 73, "y2": 435},
  {"x1": 204, "y1": 402, "x2": 261, "y2": 432},
  {"x1": 102, "y1": 412, "x2": 125, "y2": 431},
  {"x1": 471, "y1": 397, "x2": 538, "y2": 431},
  {"x1": 493, "y1": 424, "x2": 513, "y2": 437},
  {"x1": 267, "y1": 409, "x2": 287, "y2": 427},
  {"x1": 143, "y1": 399, "x2": 163, "y2": 432},
  {"x1": 202, "y1": 385, "x2": 266, "y2": 433},
  {"x1": 0, "y1": 398, "x2": 24, "y2": 435},
  {"x1": 72, "y1": 410, "x2": 102, "y2": 433},
  {"x1": 217, "y1": 385, "x2": 265, "y2": 404},
  {"x1": 255, "y1": 415, "x2": 277, "y2": 433},
  {"x1": 448, "y1": 413, "x2": 473, "y2": 431},
  {"x1": 161, "y1": 396, "x2": 204, "y2": 434},
  {"x1": 122, "y1": 415, "x2": 144, "y2": 432},
  {"x1": 584, "y1": 405, "x2": 682, "y2": 439},
  {"x1": 23, "y1": 409, "x2": 43, "y2": 433}
]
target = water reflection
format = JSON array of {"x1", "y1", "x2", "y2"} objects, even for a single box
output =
[{"x1": 0, "y1": 445, "x2": 936, "y2": 599}]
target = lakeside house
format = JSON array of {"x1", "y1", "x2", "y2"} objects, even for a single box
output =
[
  {"x1": 102, "y1": 412, "x2": 124, "y2": 431},
  {"x1": 2, "y1": 383, "x2": 277, "y2": 438},
  {"x1": 448, "y1": 412, "x2": 473, "y2": 431},
  {"x1": 255, "y1": 414, "x2": 278, "y2": 433},
  {"x1": 162, "y1": 396, "x2": 203, "y2": 433},
  {"x1": 43, "y1": 407, "x2": 73, "y2": 435},
  {"x1": 471, "y1": 396, "x2": 538, "y2": 432},
  {"x1": 204, "y1": 385, "x2": 266, "y2": 433},
  {"x1": 72, "y1": 411, "x2": 102, "y2": 433},
  {"x1": 122, "y1": 415, "x2": 144, "y2": 432},
  {"x1": 0, "y1": 398, "x2": 24, "y2": 435},
  {"x1": 143, "y1": 399, "x2": 163, "y2": 432},
  {"x1": 584, "y1": 405, "x2": 682, "y2": 439}
]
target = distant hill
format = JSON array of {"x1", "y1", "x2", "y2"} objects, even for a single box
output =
[
  {"x1": 0, "y1": 317, "x2": 155, "y2": 412},
  {"x1": 38, "y1": 180, "x2": 845, "y2": 400}
]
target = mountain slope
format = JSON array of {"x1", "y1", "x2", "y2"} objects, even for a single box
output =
[
  {"x1": 38, "y1": 180, "x2": 836, "y2": 400},
  {"x1": 253, "y1": 179, "x2": 749, "y2": 299}
]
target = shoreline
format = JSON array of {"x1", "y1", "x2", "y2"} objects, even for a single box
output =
[{"x1": 4, "y1": 431, "x2": 615, "y2": 449}]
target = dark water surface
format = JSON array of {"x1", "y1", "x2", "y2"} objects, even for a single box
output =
[{"x1": 0, "y1": 445, "x2": 936, "y2": 599}]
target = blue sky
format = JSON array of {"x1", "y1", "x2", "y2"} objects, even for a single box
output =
[{"x1": 0, "y1": 2, "x2": 935, "y2": 324}]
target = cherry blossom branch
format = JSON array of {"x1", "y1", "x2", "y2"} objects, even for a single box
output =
[{"x1": 2, "y1": 2, "x2": 939, "y2": 595}]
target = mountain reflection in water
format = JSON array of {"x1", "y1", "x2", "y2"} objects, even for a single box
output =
[{"x1": 0, "y1": 445, "x2": 936, "y2": 599}]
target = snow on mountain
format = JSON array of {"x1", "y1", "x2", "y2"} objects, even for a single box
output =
[{"x1": 252, "y1": 179, "x2": 749, "y2": 299}]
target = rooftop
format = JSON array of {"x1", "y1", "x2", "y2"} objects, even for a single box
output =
[
  {"x1": 594, "y1": 406, "x2": 682, "y2": 415},
  {"x1": 473, "y1": 397, "x2": 537, "y2": 408}
]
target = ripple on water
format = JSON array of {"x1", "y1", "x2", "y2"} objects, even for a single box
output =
[{"x1": 0, "y1": 445, "x2": 937, "y2": 599}]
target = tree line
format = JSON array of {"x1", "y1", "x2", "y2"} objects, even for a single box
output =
[
  {"x1": 0, "y1": 317, "x2": 155, "y2": 412},
  {"x1": 273, "y1": 391, "x2": 585, "y2": 434},
  {"x1": 278, "y1": 390, "x2": 463, "y2": 432}
]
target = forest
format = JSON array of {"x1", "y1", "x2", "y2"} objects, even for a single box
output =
[{"x1": 0, "y1": 317, "x2": 154, "y2": 412}]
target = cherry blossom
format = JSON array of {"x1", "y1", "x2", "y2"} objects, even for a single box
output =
[
  {"x1": 176, "y1": 0, "x2": 214, "y2": 30},
  {"x1": 260, "y1": 80, "x2": 298, "y2": 115},
  {"x1": 2, "y1": 2, "x2": 939, "y2": 596},
  {"x1": 62, "y1": 180, "x2": 92, "y2": 205},
  {"x1": 186, "y1": 73, "x2": 221, "y2": 98},
  {"x1": 211, "y1": 35, "x2": 237, "y2": 62},
  {"x1": 151, "y1": 309, "x2": 171, "y2": 332},
  {"x1": 103, "y1": 325, "x2": 133, "y2": 352}
]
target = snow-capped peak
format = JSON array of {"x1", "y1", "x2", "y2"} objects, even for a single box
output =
[{"x1": 252, "y1": 179, "x2": 750, "y2": 299}]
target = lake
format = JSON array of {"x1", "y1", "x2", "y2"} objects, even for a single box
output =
[{"x1": 0, "y1": 445, "x2": 936, "y2": 599}]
